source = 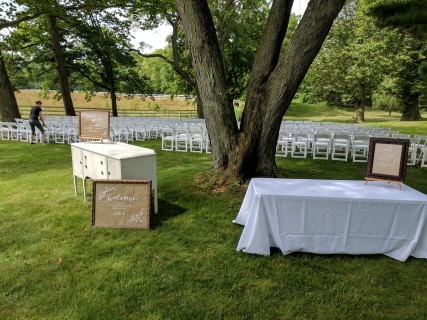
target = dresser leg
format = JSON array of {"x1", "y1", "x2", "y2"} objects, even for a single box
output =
[
  {"x1": 154, "y1": 189, "x2": 158, "y2": 213},
  {"x1": 83, "y1": 177, "x2": 87, "y2": 201},
  {"x1": 73, "y1": 175, "x2": 78, "y2": 196}
]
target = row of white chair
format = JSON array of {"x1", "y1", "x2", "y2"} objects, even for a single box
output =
[
  {"x1": 2, "y1": 117, "x2": 426, "y2": 168},
  {"x1": 161, "y1": 125, "x2": 211, "y2": 153},
  {"x1": 0, "y1": 121, "x2": 50, "y2": 143},
  {"x1": 276, "y1": 129, "x2": 427, "y2": 167}
]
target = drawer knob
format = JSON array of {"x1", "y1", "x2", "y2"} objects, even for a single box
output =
[
  {"x1": 85, "y1": 165, "x2": 87, "y2": 169},
  {"x1": 101, "y1": 171, "x2": 104, "y2": 175},
  {"x1": 100, "y1": 161, "x2": 103, "y2": 165}
]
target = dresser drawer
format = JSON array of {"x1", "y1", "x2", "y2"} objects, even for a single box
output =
[
  {"x1": 83, "y1": 151, "x2": 108, "y2": 179},
  {"x1": 71, "y1": 147, "x2": 83, "y2": 178}
]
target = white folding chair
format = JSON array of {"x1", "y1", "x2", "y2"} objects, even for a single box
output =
[
  {"x1": 331, "y1": 133, "x2": 351, "y2": 161},
  {"x1": 148, "y1": 123, "x2": 160, "y2": 139},
  {"x1": 66, "y1": 125, "x2": 79, "y2": 143},
  {"x1": 276, "y1": 130, "x2": 292, "y2": 157},
  {"x1": 291, "y1": 132, "x2": 309, "y2": 158},
  {"x1": 312, "y1": 132, "x2": 332, "y2": 160},
  {"x1": 406, "y1": 137, "x2": 420, "y2": 166},
  {"x1": 116, "y1": 126, "x2": 131, "y2": 143},
  {"x1": 54, "y1": 124, "x2": 66, "y2": 144},
  {"x1": 8, "y1": 122, "x2": 20, "y2": 141},
  {"x1": 161, "y1": 128, "x2": 175, "y2": 151},
  {"x1": 392, "y1": 133, "x2": 410, "y2": 139},
  {"x1": 351, "y1": 135, "x2": 370, "y2": 163},
  {"x1": 134, "y1": 124, "x2": 148, "y2": 141},
  {"x1": 18, "y1": 122, "x2": 31, "y2": 142},
  {"x1": 174, "y1": 126, "x2": 189, "y2": 152},
  {"x1": 0, "y1": 122, "x2": 11, "y2": 140},
  {"x1": 421, "y1": 146, "x2": 427, "y2": 168},
  {"x1": 189, "y1": 126, "x2": 204, "y2": 153},
  {"x1": 414, "y1": 135, "x2": 427, "y2": 164}
]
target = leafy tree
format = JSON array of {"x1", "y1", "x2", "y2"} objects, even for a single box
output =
[
  {"x1": 137, "y1": 47, "x2": 190, "y2": 95},
  {"x1": 368, "y1": 0, "x2": 427, "y2": 120},
  {"x1": 134, "y1": 0, "x2": 272, "y2": 118},
  {"x1": 174, "y1": 0, "x2": 346, "y2": 180},
  {"x1": 45, "y1": 12, "x2": 76, "y2": 116},
  {"x1": 300, "y1": 0, "x2": 402, "y2": 122},
  {"x1": 0, "y1": 1, "x2": 110, "y2": 116},
  {"x1": 66, "y1": 8, "x2": 150, "y2": 116},
  {"x1": 372, "y1": 78, "x2": 401, "y2": 116},
  {"x1": 1, "y1": 0, "x2": 155, "y2": 117}
]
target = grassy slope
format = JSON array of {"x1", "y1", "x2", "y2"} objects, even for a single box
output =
[
  {"x1": 15, "y1": 90, "x2": 195, "y2": 110},
  {"x1": 1, "y1": 105, "x2": 427, "y2": 319}
]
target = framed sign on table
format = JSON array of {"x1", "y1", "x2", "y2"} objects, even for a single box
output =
[
  {"x1": 92, "y1": 179, "x2": 151, "y2": 229},
  {"x1": 78, "y1": 110, "x2": 110, "y2": 142},
  {"x1": 365, "y1": 138, "x2": 410, "y2": 189}
]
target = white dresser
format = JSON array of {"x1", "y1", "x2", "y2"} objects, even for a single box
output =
[{"x1": 71, "y1": 142, "x2": 158, "y2": 213}]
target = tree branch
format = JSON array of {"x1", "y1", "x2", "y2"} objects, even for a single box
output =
[
  {"x1": 0, "y1": 12, "x2": 45, "y2": 30},
  {"x1": 69, "y1": 64, "x2": 111, "y2": 91},
  {"x1": 131, "y1": 48, "x2": 196, "y2": 87},
  {"x1": 248, "y1": 0, "x2": 294, "y2": 86},
  {"x1": 0, "y1": 3, "x2": 136, "y2": 30},
  {"x1": 35, "y1": 66, "x2": 56, "y2": 78}
]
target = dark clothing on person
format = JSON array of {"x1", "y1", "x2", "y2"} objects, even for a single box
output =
[
  {"x1": 29, "y1": 105, "x2": 44, "y2": 135},
  {"x1": 29, "y1": 106, "x2": 42, "y2": 120},
  {"x1": 29, "y1": 119, "x2": 44, "y2": 135}
]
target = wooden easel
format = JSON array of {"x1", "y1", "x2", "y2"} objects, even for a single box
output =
[
  {"x1": 364, "y1": 177, "x2": 403, "y2": 190},
  {"x1": 80, "y1": 137, "x2": 104, "y2": 143}
]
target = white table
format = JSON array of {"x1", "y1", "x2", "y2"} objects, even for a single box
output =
[
  {"x1": 71, "y1": 142, "x2": 158, "y2": 213},
  {"x1": 233, "y1": 178, "x2": 427, "y2": 261}
]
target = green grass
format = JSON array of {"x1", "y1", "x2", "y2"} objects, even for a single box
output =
[
  {"x1": 1, "y1": 114, "x2": 427, "y2": 319},
  {"x1": 286, "y1": 103, "x2": 427, "y2": 133}
]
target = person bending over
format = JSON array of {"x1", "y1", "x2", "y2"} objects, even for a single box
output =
[{"x1": 29, "y1": 100, "x2": 48, "y2": 144}]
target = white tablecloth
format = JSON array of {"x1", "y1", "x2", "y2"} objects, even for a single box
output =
[{"x1": 233, "y1": 178, "x2": 427, "y2": 261}]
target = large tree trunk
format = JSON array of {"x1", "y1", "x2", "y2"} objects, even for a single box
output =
[
  {"x1": 175, "y1": 0, "x2": 238, "y2": 170},
  {"x1": 111, "y1": 89, "x2": 118, "y2": 117},
  {"x1": 46, "y1": 14, "x2": 76, "y2": 116},
  {"x1": 176, "y1": 0, "x2": 346, "y2": 180},
  {"x1": 195, "y1": 85, "x2": 205, "y2": 119},
  {"x1": 400, "y1": 85, "x2": 422, "y2": 121},
  {"x1": 238, "y1": 0, "x2": 346, "y2": 178},
  {"x1": 0, "y1": 53, "x2": 21, "y2": 122},
  {"x1": 169, "y1": 15, "x2": 204, "y2": 119},
  {"x1": 356, "y1": 102, "x2": 365, "y2": 122}
]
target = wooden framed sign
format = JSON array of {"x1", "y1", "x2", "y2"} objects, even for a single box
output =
[
  {"x1": 365, "y1": 138, "x2": 410, "y2": 186},
  {"x1": 92, "y1": 179, "x2": 151, "y2": 229},
  {"x1": 78, "y1": 110, "x2": 110, "y2": 141}
]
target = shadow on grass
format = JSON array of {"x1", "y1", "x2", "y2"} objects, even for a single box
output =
[
  {"x1": 150, "y1": 198, "x2": 186, "y2": 228},
  {"x1": 270, "y1": 247, "x2": 386, "y2": 261}
]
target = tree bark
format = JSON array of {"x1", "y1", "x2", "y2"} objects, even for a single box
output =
[
  {"x1": 0, "y1": 53, "x2": 21, "y2": 122},
  {"x1": 356, "y1": 102, "x2": 365, "y2": 122},
  {"x1": 239, "y1": 0, "x2": 346, "y2": 178},
  {"x1": 46, "y1": 14, "x2": 76, "y2": 116},
  {"x1": 400, "y1": 88, "x2": 421, "y2": 121},
  {"x1": 176, "y1": 0, "x2": 346, "y2": 180},
  {"x1": 111, "y1": 89, "x2": 118, "y2": 117},
  {"x1": 175, "y1": 0, "x2": 238, "y2": 170},
  {"x1": 195, "y1": 85, "x2": 205, "y2": 119}
]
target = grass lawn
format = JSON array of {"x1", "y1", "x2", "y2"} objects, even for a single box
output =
[
  {"x1": 1, "y1": 114, "x2": 427, "y2": 319},
  {"x1": 15, "y1": 90, "x2": 195, "y2": 111}
]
